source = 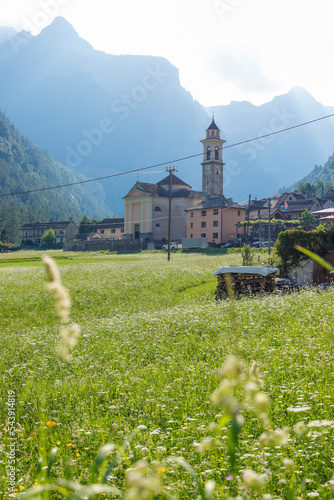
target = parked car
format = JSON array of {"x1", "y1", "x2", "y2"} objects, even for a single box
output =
[
  {"x1": 261, "y1": 241, "x2": 275, "y2": 248},
  {"x1": 252, "y1": 241, "x2": 262, "y2": 248},
  {"x1": 220, "y1": 242, "x2": 237, "y2": 249},
  {"x1": 162, "y1": 242, "x2": 179, "y2": 250}
]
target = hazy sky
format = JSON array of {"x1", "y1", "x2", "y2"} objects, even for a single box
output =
[{"x1": 1, "y1": 0, "x2": 334, "y2": 107}]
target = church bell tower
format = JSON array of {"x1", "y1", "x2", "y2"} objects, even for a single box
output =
[{"x1": 200, "y1": 117, "x2": 226, "y2": 199}]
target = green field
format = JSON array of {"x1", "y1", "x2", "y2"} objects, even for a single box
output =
[{"x1": 1, "y1": 250, "x2": 334, "y2": 499}]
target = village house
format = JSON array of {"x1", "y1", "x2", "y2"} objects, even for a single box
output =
[
  {"x1": 185, "y1": 118, "x2": 246, "y2": 243},
  {"x1": 74, "y1": 232, "x2": 103, "y2": 241},
  {"x1": 96, "y1": 218, "x2": 125, "y2": 240},
  {"x1": 20, "y1": 219, "x2": 77, "y2": 247},
  {"x1": 248, "y1": 192, "x2": 322, "y2": 222}
]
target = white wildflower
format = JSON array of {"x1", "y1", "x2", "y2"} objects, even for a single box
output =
[
  {"x1": 211, "y1": 379, "x2": 234, "y2": 405},
  {"x1": 245, "y1": 381, "x2": 259, "y2": 401},
  {"x1": 254, "y1": 392, "x2": 270, "y2": 415},
  {"x1": 220, "y1": 356, "x2": 243, "y2": 380},
  {"x1": 273, "y1": 427, "x2": 290, "y2": 446},
  {"x1": 283, "y1": 458, "x2": 294, "y2": 471},
  {"x1": 249, "y1": 361, "x2": 263, "y2": 386},
  {"x1": 243, "y1": 469, "x2": 267, "y2": 491},
  {"x1": 287, "y1": 406, "x2": 311, "y2": 413},
  {"x1": 258, "y1": 432, "x2": 273, "y2": 448},
  {"x1": 197, "y1": 437, "x2": 215, "y2": 453},
  {"x1": 126, "y1": 460, "x2": 161, "y2": 500},
  {"x1": 204, "y1": 480, "x2": 215, "y2": 496},
  {"x1": 294, "y1": 421, "x2": 306, "y2": 436},
  {"x1": 307, "y1": 420, "x2": 334, "y2": 428}
]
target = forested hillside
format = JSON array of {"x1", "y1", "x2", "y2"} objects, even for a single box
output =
[
  {"x1": 278, "y1": 152, "x2": 334, "y2": 195},
  {"x1": 0, "y1": 111, "x2": 109, "y2": 244}
]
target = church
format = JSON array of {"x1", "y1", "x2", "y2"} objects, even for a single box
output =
[{"x1": 122, "y1": 118, "x2": 245, "y2": 244}]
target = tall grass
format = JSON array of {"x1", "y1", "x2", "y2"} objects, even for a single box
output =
[{"x1": 0, "y1": 251, "x2": 333, "y2": 498}]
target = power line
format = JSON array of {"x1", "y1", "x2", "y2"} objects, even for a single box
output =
[{"x1": 1, "y1": 112, "x2": 334, "y2": 199}]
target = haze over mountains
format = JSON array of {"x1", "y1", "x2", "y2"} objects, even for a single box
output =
[{"x1": 0, "y1": 16, "x2": 333, "y2": 213}]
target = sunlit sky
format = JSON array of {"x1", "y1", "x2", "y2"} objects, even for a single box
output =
[{"x1": 1, "y1": 0, "x2": 334, "y2": 107}]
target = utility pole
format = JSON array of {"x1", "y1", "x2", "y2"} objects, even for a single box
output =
[
  {"x1": 247, "y1": 194, "x2": 251, "y2": 245},
  {"x1": 166, "y1": 166, "x2": 175, "y2": 261},
  {"x1": 268, "y1": 197, "x2": 271, "y2": 257}
]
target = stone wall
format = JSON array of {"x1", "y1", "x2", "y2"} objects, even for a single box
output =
[{"x1": 64, "y1": 239, "x2": 147, "y2": 252}]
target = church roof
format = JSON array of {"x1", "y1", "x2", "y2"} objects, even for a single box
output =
[
  {"x1": 157, "y1": 173, "x2": 191, "y2": 188},
  {"x1": 206, "y1": 117, "x2": 220, "y2": 131},
  {"x1": 123, "y1": 179, "x2": 200, "y2": 200}
]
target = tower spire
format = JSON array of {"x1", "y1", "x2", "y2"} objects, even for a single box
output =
[{"x1": 200, "y1": 118, "x2": 226, "y2": 199}]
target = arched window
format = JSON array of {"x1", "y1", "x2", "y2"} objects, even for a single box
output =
[
  {"x1": 207, "y1": 147, "x2": 211, "y2": 160},
  {"x1": 154, "y1": 206, "x2": 161, "y2": 212},
  {"x1": 155, "y1": 223, "x2": 160, "y2": 227},
  {"x1": 215, "y1": 147, "x2": 219, "y2": 160}
]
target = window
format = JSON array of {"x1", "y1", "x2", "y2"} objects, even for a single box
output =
[
  {"x1": 201, "y1": 210, "x2": 206, "y2": 216},
  {"x1": 213, "y1": 209, "x2": 218, "y2": 215},
  {"x1": 111, "y1": 229, "x2": 115, "y2": 233},
  {"x1": 211, "y1": 130, "x2": 214, "y2": 136},
  {"x1": 215, "y1": 147, "x2": 219, "y2": 160},
  {"x1": 207, "y1": 147, "x2": 211, "y2": 160},
  {"x1": 201, "y1": 233, "x2": 206, "y2": 238},
  {"x1": 59, "y1": 230, "x2": 64, "y2": 235},
  {"x1": 191, "y1": 212, "x2": 193, "y2": 218},
  {"x1": 155, "y1": 223, "x2": 160, "y2": 227},
  {"x1": 190, "y1": 222, "x2": 193, "y2": 228},
  {"x1": 121, "y1": 229, "x2": 124, "y2": 233},
  {"x1": 100, "y1": 229, "x2": 104, "y2": 234},
  {"x1": 154, "y1": 206, "x2": 161, "y2": 212},
  {"x1": 213, "y1": 233, "x2": 218, "y2": 239},
  {"x1": 190, "y1": 234, "x2": 193, "y2": 238},
  {"x1": 201, "y1": 221, "x2": 206, "y2": 228},
  {"x1": 213, "y1": 220, "x2": 218, "y2": 227},
  {"x1": 238, "y1": 210, "x2": 241, "y2": 216}
]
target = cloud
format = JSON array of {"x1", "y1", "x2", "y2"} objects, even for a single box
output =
[{"x1": 207, "y1": 49, "x2": 280, "y2": 93}]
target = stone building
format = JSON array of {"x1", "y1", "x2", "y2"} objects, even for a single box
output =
[{"x1": 20, "y1": 219, "x2": 77, "y2": 247}]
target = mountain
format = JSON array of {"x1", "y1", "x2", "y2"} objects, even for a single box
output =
[
  {"x1": 0, "y1": 110, "x2": 110, "y2": 243},
  {"x1": 210, "y1": 87, "x2": 334, "y2": 202},
  {"x1": 0, "y1": 18, "x2": 208, "y2": 214},
  {"x1": 0, "y1": 18, "x2": 333, "y2": 211},
  {"x1": 277, "y1": 152, "x2": 334, "y2": 194}
]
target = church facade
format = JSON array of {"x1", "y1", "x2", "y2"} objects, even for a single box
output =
[{"x1": 122, "y1": 175, "x2": 201, "y2": 241}]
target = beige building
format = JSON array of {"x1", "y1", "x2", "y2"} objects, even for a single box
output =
[
  {"x1": 187, "y1": 203, "x2": 246, "y2": 244},
  {"x1": 186, "y1": 118, "x2": 246, "y2": 243},
  {"x1": 20, "y1": 219, "x2": 77, "y2": 247},
  {"x1": 96, "y1": 218, "x2": 124, "y2": 240},
  {"x1": 123, "y1": 175, "x2": 201, "y2": 241}
]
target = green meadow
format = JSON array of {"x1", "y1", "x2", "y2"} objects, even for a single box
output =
[{"x1": 1, "y1": 250, "x2": 334, "y2": 499}]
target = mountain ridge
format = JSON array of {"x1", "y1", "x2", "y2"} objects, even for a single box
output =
[{"x1": 0, "y1": 18, "x2": 333, "y2": 212}]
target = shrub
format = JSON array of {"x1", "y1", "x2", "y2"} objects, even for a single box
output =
[
  {"x1": 241, "y1": 244, "x2": 254, "y2": 266},
  {"x1": 42, "y1": 229, "x2": 56, "y2": 249}
]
